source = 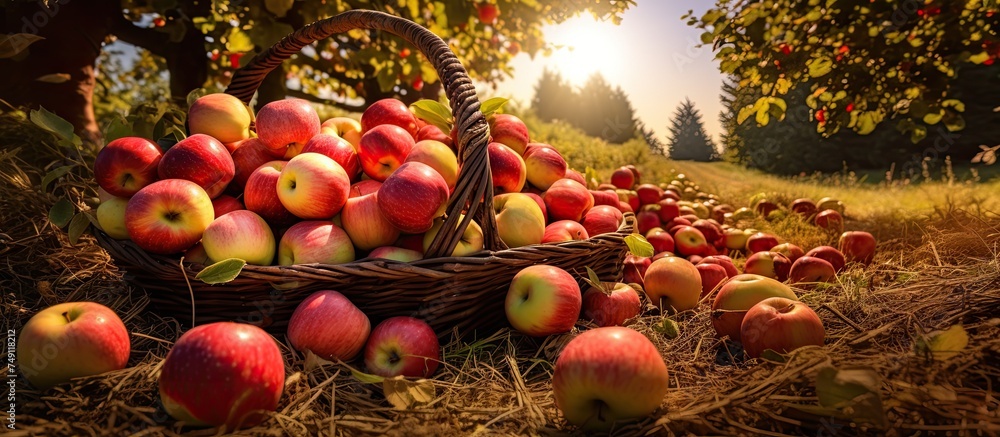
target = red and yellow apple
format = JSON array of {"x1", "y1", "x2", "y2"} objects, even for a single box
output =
[
  {"x1": 93, "y1": 136, "x2": 162, "y2": 197},
  {"x1": 288, "y1": 290, "x2": 370, "y2": 361},
  {"x1": 201, "y1": 210, "x2": 276, "y2": 266},
  {"x1": 505, "y1": 265, "x2": 581, "y2": 336},
  {"x1": 125, "y1": 179, "x2": 215, "y2": 254},
  {"x1": 643, "y1": 256, "x2": 702, "y2": 311},
  {"x1": 363, "y1": 316, "x2": 440, "y2": 378},
  {"x1": 741, "y1": 297, "x2": 825, "y2": 358},
  {"x1": 711, "y1": 274, "x2": 796, "y2": 340}
]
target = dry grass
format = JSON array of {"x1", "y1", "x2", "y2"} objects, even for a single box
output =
[{"x1": 3, "y1": 112, "x2": 1000, "y2": 436}]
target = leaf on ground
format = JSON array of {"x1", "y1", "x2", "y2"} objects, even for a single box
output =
[
  {"x1": 194, "y1": 258, "x2": 246, "y2": 284},
  {"x1": 383, "y1": 377, "x2": 435, "y2": 410},
  {"x1": 40, "y1": 165, "x2": 74, "y2": 192},
  {"x1": 815, "y1": 365, "x2": 887, "y2": 428},
  {"x1": 48, "y1": 198, "x2": 74, "y2": 228},
  {"x1": 67, "y1": 212, "x2": 90, "y2": 245},
  {"x1": 914, "y1": 324, "x2": 968, "y2": 361},
  {"x1": 351, "y1": 368, "x2": 385, "y2": 384},
  {"x1": 30, "y1": 107, "x2": 74, "y2": 142}
]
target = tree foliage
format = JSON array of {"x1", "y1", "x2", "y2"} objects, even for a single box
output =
[
  {"x1": 667, "y1": 98, "x2": 717, "y2": 162},
  {"x1": 531, "y1": 69, "x2": 639, "y2": 144},
  {"x1": 689, "y1": 0, "x2": 1000, "y2": 146}
]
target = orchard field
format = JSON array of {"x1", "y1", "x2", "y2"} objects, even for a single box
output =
[{"x1": 2, "y1": 107, "x2": 998, "y2": 435}]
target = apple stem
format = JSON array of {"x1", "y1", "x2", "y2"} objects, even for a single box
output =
[
  {"x1": 62, "y1": 311, "x2": 71, "y2": 323},
  {"x1": 778, "y1": 303, "x2": 796, "y2": 314}
]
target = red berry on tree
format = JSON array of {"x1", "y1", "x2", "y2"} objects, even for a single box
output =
[
  {"x1": 816, "y1": 109, "x2": 826, "y2": 123},
  {"x1": 780, "y1": 43, "x2": 791, "y2": 55},
  {"x1": 845, "y1": 103, "x2": 855, "y2": 113},
  {"x1": 153, "y1": 17, "x2": 166, "y2": 28},
  {"x1": 477, "y1": 3, "x2": 499, "y2": 24},
  {"x1": 412, "y1": 75, "x2": 424, "y2": 92},
  {"x1": 229, "y1": 53, "x2": 243, "y2": 68},
  {"x1": 400, "y1": 48, "x2": 411, "y2": 58}
]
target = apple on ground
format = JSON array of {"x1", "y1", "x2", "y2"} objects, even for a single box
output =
[
  {"x1": 423, "y1": 214, "x2": 484, "y2": 256},
  {"x1": 254, "y1": 98, "x2": 321, "y2": 154},
  {"x1": 582, "y1": 283, "x2": 641, "y2": 327},
  {"x1": 673, "y1": 226, "x2": 711, "y2": 257},
  {"x1": 771, "y1": 243, "x2": 805, "y2": 263},
  {"x1": 552, "y1": 326, "x2": 669, "y2": 431},
  {"x1": 636, "y1": 211, "x2": 662, "y2": 236},
  {"x1": 745, "y1": 232, "x2": 780, "y2": 254},
  {"x1": 341, "y1": 192, "x2": 400, "y2": 251},
  {"x1": 360, "y1": 98, "x2": 418, "y2": 137},
  {"x1": 158, "y1": 322, "x2": 284, "y2": 429},
  {"x1": 277, "y1": 220, "x2": 355, "y2": 265},
  {"x1": 712, "y1": 204, "x2": 733, "y2": 223},
  {"x1": 543, "y1": 178, "x2": 594, "y2": 222},
  {"x1": 635, "y1": 184, "x2": 663, "y2": 206},
  {"x1": 96, "y1": 197, "x2": 130, "y2": 239},
  {"x1": 523, "y1": 143, "x2": 567, "y2": 190},
  {"x1": 487, "y1": 142, "x2": 527, "y2": 194},
  {"x1": 211, "y1": 195, "x2": 243, "y2": 218},
  {"x1": 816, "y1": 197, "x2": 845, "y2": 214},
  {"x1": 743, "y1": 251, "x2": 792, "y2": 282},
  {"x1": 367, "y1": 246, "x2": 424, "y2": 262},
  {"x1": 646, "y1": 230, "x2": 675, "y2": 255},
  {"x1": 505, "y1": 265, "x2": 581, "y2": 336},
  {"x1": 839, "y1": 231, "x2": 877, "y2": 265},
  {"x1": 17, "y1": 302, "x2": 130, "y2": 389},
  {"x1": 721, "y1": 228, "x2": 749, "y2": 251},
  {"x1": 243, "y1": 161, "x2": 298, "y2": 227},
  {"x1": 157, "y1": 134, "x2": 235, "y2": 199},
  {"x1": 186, "y1": 93, "x2": 252, "y2": 144},
  {"x1": 610, "y1": 167, "x2": 634, "y2": 189},
  {"x1": 643, "y1": 256, "x2": 702, "y2": 311},
  {"x1": 623, "y1": 254, "x2": 651, "y2": 286},
  {"x1": 288, "y1": 290, "x2": 370, "y2": 361},
  {"x1": 126, "y1": 179, "x2": 215, "y2": 254},
  {"x1": 93, "y1": 137, "x2": 163, "y2": 197},
  {"x1": 754, "y1": 200, "x2": 779, "y2": 218},
  {"x1": 542, "y1": 220, "x2": 590, "y2": 244},
  {"x1": 494, "y1": 193, "x2": 546, "y2": 248},
  {"x1": 661, "y1": 190, "x2": 681, "y2": 202},
  {"x1": 711, "y1": 274, "x2": 797, "y2": 340},
  {"x1": 804, "y1": 246, "x2": 847, "y2": 272},
  {"x1": 788, "y1": 256, "x2": 836, "y2": 285},
  {"x1": 581, "y1": 205, "x2": 624, "y2": 237},
  {"x1": 664, "y1": 217, "x2": 692, "y2": 232},
  {"x1": 321, "y1": 117, "x2": 363, "y2": 149},
  {"x1": 790, "y1": 198, "x2": 817, "y2": 219},
  {"x1": 277, "y1": 153, "x2": 351, "y2": 219},
  {"x1": 691, "y1": 219, "x2": 723, "y2": 247},
  {"x1": 358, "y1": 124, "x2": 416, "y2": 181},
  {"x1": 201, "y1": 210, "x2": 276, "y2": 266},
  {"x1": 657, "y1": 199, "x2": 680, "y2": 222},
  {"x1": 377, "y1": 162, "x2": 450, "y2": 234},
  {"x1": 364, "y1": 317, "x2": 440, "y2": 378},
  {"x1": 625, "y1": 165, "x2": 641, "y2": 184},
  {"x1": 406, "y1": 140, "x2": 460, "y2": 190},
  {"x1": 814, "y1": 209, "x2": 844, "y2": 232},
  {"x1": 698, "y1": 255, "x2": 739, "y2": 277},
  {"x1": 741, "y1": 297, "x2": 825, "y2": 358},
  {"x1": 301, "y1": 133, "x2": 362, "y2": 180},
  {"x1": 696, "y1": 263, "x2": 729, "y2": 298},
  {"x1": 730, "y1": 207, "x2": 755, "y2": 221},
  {"x1": 488, "y1": 113, "x2": 529, "y2": 155}
]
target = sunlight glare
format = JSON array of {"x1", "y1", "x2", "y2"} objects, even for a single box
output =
[{"x1": 542, "y1": 16, "x2": 625, "y2": 87}]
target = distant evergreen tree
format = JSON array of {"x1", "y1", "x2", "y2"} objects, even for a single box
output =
[
  {"x1": 532, "y1": 68, "x2": 577, "y2": 123},
  {"x1": 531, "y1": 71, "x2": 639, "y2": 144},
  {"x1": 666, "y1": 98, "x2": 717, "y2": 161},
  {"x1": 638, "y1": 121, "x2": 666, "y2": 156}
]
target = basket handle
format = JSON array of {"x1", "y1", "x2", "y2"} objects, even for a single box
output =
[{"x1": 226, "y1": 9, "x2": 505, "y2": 257}]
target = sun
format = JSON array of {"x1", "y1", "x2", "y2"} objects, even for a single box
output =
[{"x1": 542, "y1": 16, "x2": 624, "y2": 87}]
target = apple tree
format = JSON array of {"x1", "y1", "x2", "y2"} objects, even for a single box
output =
[{"x1": 688, "y1": 0, "x2": 1000, "y2": 144}]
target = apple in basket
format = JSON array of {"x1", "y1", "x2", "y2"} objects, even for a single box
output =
[
  {"x1": 254, "y1": 98, "x2": 321, "y2": 155},
  {"x1": 159, "y1": 322, "x2": 284, "y2": 430},
  {"x1": 186, "y1": 93, "x2": 253, "y2": 144},
  {"x1": 125, "y1": 179, "x2": 215, "y2": 255},
  {"x1": 487, "y1": 142, "x2": 527, "y2": 194},
  {"x1": 405, "y1": 140, "x2": 460, "y2": 190},
  {"x1": 523, "y1": 143, "x2": 567, "y2": 190},
  {"x1": 93, "y1": 136, "x2": 163, "y2": 198},
  {"x1": 377, "y1": 161, "x2": 450, "y2": 234},
  {"x1": 277, "y1": 152, "x2": 351, "y2": 219},
  {"x1": 359, "y1": 125, "x2": 416, "y2": 182},
  {"x1": 488, "y1": 113, "x2": 529, "y2": 155},
  {"x1": 360, "y1": 98, "x2": 419, "y2": 137},
  {"x1": 320, "y1": 117, "x2": 363, "y2": 149},
  {"x1": 494, "y1": 193, "x2": 546, "y2": 248}
]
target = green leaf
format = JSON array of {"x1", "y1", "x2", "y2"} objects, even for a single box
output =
[
  {"x1": 815, "y1": 365, "x2": 887, "y2": 428},
  {"x1": 195, "y1": 258, "x2": 247, "y2": 284},
  {"x1": 186, "y1": 88, "x2": 210, "y2": 107},
  {"x1": 759, "y1": 349, "x2": 787, "y2": 363},
  {"x1": 699, "y1": 31, "x2": 714, "y2": 44},
  {"x1": 914, "y1": 324, "x2": 968, "y2": 361},
  {"x1": 624, "y1": 234, "x2": 654, "y2": 258},
  {"x1": 103, "y1": 115, "x2": 132, "y2": 143},
  {"x1": 585, "y1": 266, "x2": 602, "y2": 289},
  {"x1": 807, "y1": 57, "x2": 834, "y2": 77},
  {"x1": 41, "y1": 165, "x2": 74, "y2": 192},
  {"x1": 410, "y1": 99, "x2": 453, "y2": 133},
  {"x1": 48, "y1": 198, "x2": 75, "y2": 228},
  {"x1": 352, "y1": 368, "x2": 386, "y2": 383},
  {"x1": 653, "y1": 317, "x2": 679, "y2": 339},
  {"x1": 67, "y1": 212, "x2": 91, "y2": 245},
  {"x1": 480, "y1": 97, "x2": 509, "y2": 117},
  {"x1": 30, "y1": 107, "x2": 75, "y2": 142},
  {"x1": 0, "y1": 33, "x2": 44, "y2": 58},
  {"x1": 383, "y1": 377, "x2": 435, "y2": 410}
]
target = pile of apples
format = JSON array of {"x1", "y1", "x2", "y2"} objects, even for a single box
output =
[{"x1": 93, "y1": 92, "x2": 627, "y2": 269}]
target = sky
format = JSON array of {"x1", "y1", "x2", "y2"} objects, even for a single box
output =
[{"x1": 491, "y1": 0, "x2": 724, "y2": 144}]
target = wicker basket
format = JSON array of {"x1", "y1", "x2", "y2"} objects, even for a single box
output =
[{"x1": 95, "y1": 10, "x2": 633, "y2": 336}]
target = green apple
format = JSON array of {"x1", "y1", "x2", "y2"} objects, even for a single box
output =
[
  {"x1": 422, "y1": 214, "x2": 485, "y2": 256},
  {"x1": 494, "y1": 193, "x2": 546, "y2": 248},
  {"x1": 96, "y1": 196, "x2": 130, "y2": 239}
]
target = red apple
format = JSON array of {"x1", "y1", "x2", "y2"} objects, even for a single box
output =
[
  {"x1": 288, "y1": 290, "x2": 370, "y2": 361},
  {"x1": 368, "y1": 246, "x2": 423, "y2": 262},
  {"x1": 754, "y1": 200, "x2": 779, "y2": 217},
  {"x1": 744, "y1": 251, "x2": 792, "y2": 282},
  {"x1": 692, "y1": 219, "x2": 723, "y2": 247},
  {"x1": 623, "y1": 254, "x2": 651, "y2": 286},
  {"x1": 814, "y1": 209, "x2": 844, "y2": 232},
  {"x1": 244, "y1": 161, "x2": 297, "y2": 227},
  {"x1": 488, "y1": 113, "x2": 528, "y2": 155},
  {"x1": 673, "y1": 226, "x2": 711, "y2": 257},
  {"x1": 582, "y1": 283, "x2": 641, "y2": 327},
  {"x1": 711, "y1": 274, "x2": 797, "y2": 340},
  {"x1": 646, "y1": 230, "x2": 675, "y2": 255},
  {"x1": 341, "y1": 192, "x2": 400, "y2": 250},
  {"x1": 301, "y1": 133, "x2": 362, "y2": 180},
  {"x1": 477, "y1": 2, "x2": 499, "y2": 24},
  {"x1": 488, "y1": 142, "x2": 527, "y2": 194},
  {"x1": 643, "y1": 256, "x2": 701, "y2": 311},
  {"x1": 255, "y1": 98, "x2": 321, "y2": 153},
  {"x1": 542, "y1": 220, "x2": 590, "y2": 243},
  {"x1": 839, "y1": 231, "x2": 877, "y2": 265},
  {"x1": 17, "y1": 302, "x2": 130, "y2": 389},
  {"x1": 93, "y1": 137, "x2": 162, "y2": 197},
  {"x1": 277, "y1": 220, "x2": 355, "y2": 265},
  {"x1": 158, "y1": 322, "x2": 284, "y2": 429},
  {"x1": 358, "y1": 124, "x2": 416, "y2": 181},
  {"x1": 211, "y1": 195, "x2": 243, "y2": 218},
  {"x1": 364, "y1": 317, "x2": 440, "y2": 378},
  {"x1": 505, "y1": 265, "x2": 581, "y2": 336},
  {"x1": 187, "y1": 93, "x2": 252, "y2": 144},
  {"x1": 590, "y1": 190, "x2": 620, "y2": 208},
  {"x1": 201, "y1": 210, "x2": 276, "y2": 266},
  {"x1": 276, "y1": 153, "x2": 351, "y2": 219},
  {"x1": 552, "y1": 327, "x2": 669, "y2": 431},
  {"x1": 349, "y1": 179, "x2": 382, "y2": 197},
  {"x1": 746, "y1": 232, "x2": 780, "y2": 254},
  {"x1": 698, "y1": 255, "x2": 739, "y2": 277},
  {"x1": 790, "y1": 198, "x2": 817, "y2": 218},
  {"x1": 320, "y1": 117, "x2": 363, "y2": 149},
  {"x1": 741, "y1": 297, "x2": 825, "y2": 358},
  {"x1": 405, "y1": 140, "x2": 460, "y2": 190},
  {"x1": 157, "y1": 134, "x2": 235, "y2": 199},
  {"x1": 804, "y1": 246, "x2": 847, "y2": 272},
  {"x1": 415, "y1": 124, "x2": 454, "y2": 150},
  {"x1": 657, "y1": 199, "x2": 680, "y2": 222},
  {"x1": 788, "y1": 256, "x2": 836, "y2": 285},
  {"x1": 543, "y1": 178, "x2": 594, "y2": 222},
  {"x1": 377, "y1": 162, "x2": 450, "y2": 234},
  {"x1": 230, "y1": 138, "x2": 280, "y2": 192},
  {"x1": 361, "y1": 98, "x2": 418, "y2": 137},
  {"x1": 771, "y1": 243, "x2": 805, "y2": 263},
  {"x1": 126, "y1": 179, "x2": 215, "y2": 254},
  {"x1": 610, "y1": 167, "x2": 635, "y2": 189},
  {"x1": 696, "y1": 263, "x2": 729, "y2": 298},
  {"x1": 635, "y1": 184, "x2": 663, "y2": 207},
  {"x1": 581, "y1": 205, "x2": 624, "y2": 237},
  {"x1": 523, "y1": 143, "x2": 567, "y2": 190}
]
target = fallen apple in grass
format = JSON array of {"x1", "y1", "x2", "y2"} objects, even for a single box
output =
[
  {"x1": 788, "y1": 256, "x2": 836, "y2": 285},
  {"x1": 804, "y1": 246, "x2": 847, "y2": 272},
  {"x1": 17, "y1": 302, "x2": 130, "y2": 389},
  {"x1": 697, "y1": 255, "x2": 739, "y2": 278},
  {"x1": 364, "y1": 317, "x2": 440, "y2": 378},
  {"x1": 582, "y1": 282, "x2": 641, "y2": 327},
  {"x1": 696, "y1": 263, "x2": 729, "y2": 298},
  {"x1": 770, "y1": 243, "x2": 805, "y2": 263},
  {"x1": 839, "y1": 231, "x2": 877, "y2": 265},
  {"x1": 288, "y1": 290, "x2": 370, "y2": 361},
  {"x1": 814, "y1": 209, "x2": 844, "y2": 232},
  {"x1": 552, "y1": 327, "x2": 669, "y2": 431},
  {"x1": 711, "y1": 274, "x2": 797, "y2": 341},
  {"x1": 740, "y1": 297, "x2": 825, "y2": 359},
  {"x1": 505, "y1": 265, "x2": 581, "y2": 336},
  {"x1": 158, "y1": 322, "x2": 284, "y2": 429},
  {"x1": 643, "y1": 256, "x2": 702, "y2": 311},
  {"x1": 746, "y1": 232, "x2": 780, "y2": 254},
  {"x1": 743, "y1": 251, "x2": 792, "y2": 282}
]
